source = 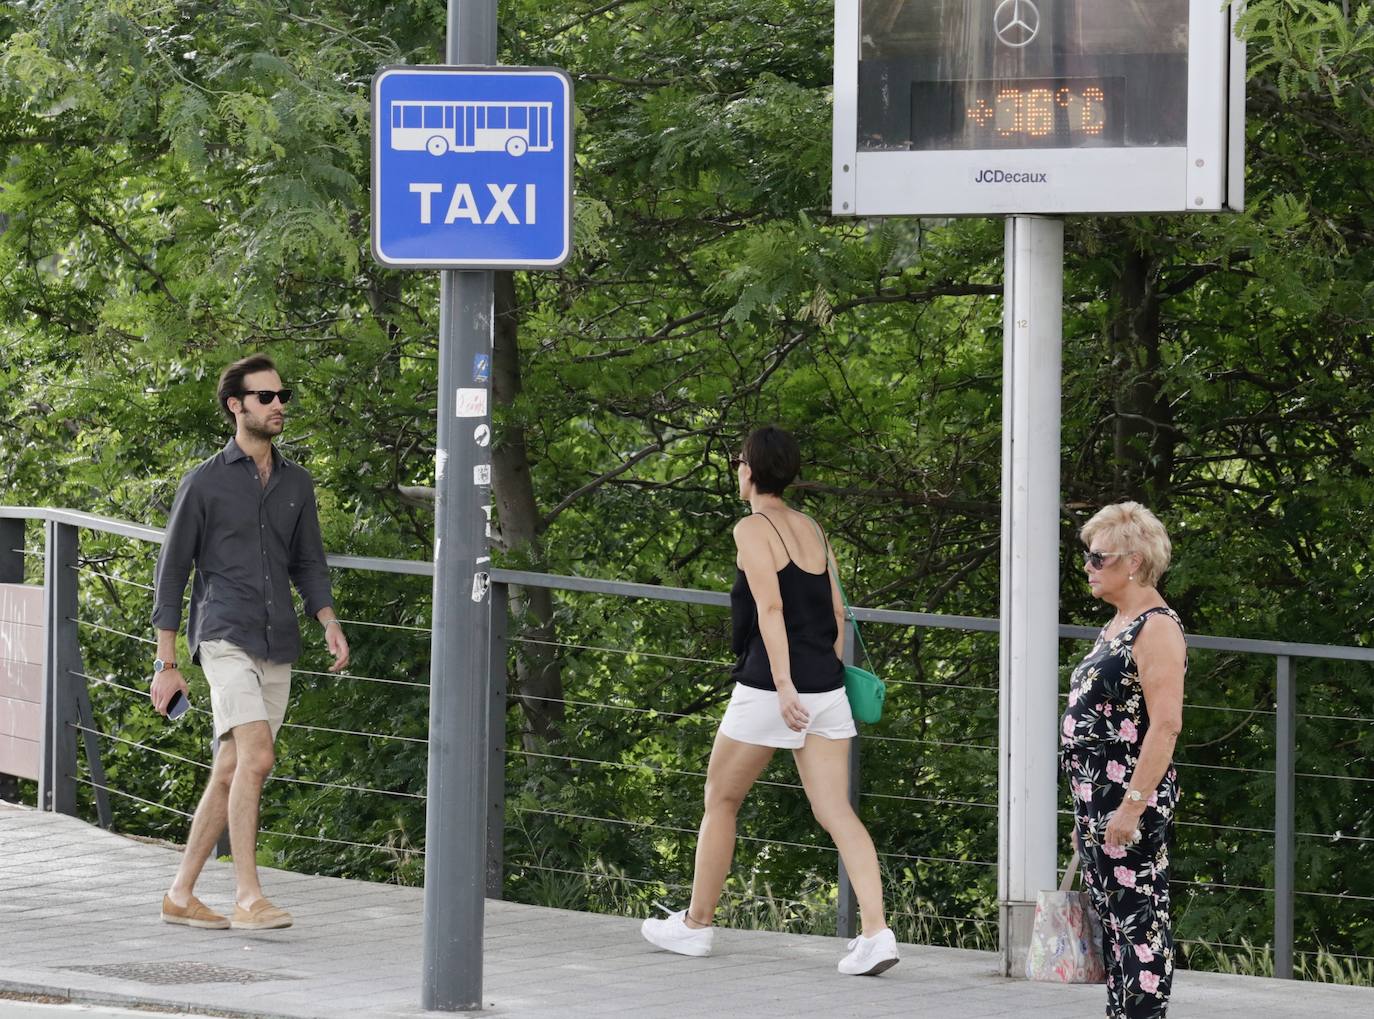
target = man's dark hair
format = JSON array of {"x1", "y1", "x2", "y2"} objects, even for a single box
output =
[
  {"x1": 741, "y1": 426, "x2": 800, "y2": 495},
  {"x1": 217, "y1": 353, "x2": 278, "y2": 425}
]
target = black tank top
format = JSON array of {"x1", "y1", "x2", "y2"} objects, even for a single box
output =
[{"x1": 730, "y1": 513, "x2": 845, "y2": 694}]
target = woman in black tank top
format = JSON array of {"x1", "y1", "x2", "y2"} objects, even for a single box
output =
[{"x1": 639, "y1": 426, "x2": 898, "y2": 976}]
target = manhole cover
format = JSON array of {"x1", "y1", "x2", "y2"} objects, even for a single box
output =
[{"x1": 63, "y1": 961, "x2": 292, "y2": 985}]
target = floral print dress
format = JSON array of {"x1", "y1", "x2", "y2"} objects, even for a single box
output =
[{"x1": 1061, "y1": 606, "x2": 1184, "y2": 1019}]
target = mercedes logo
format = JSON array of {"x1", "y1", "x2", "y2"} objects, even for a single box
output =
[{"x1": 994, "y1": 0, "x2": 1040, "y2": 48}]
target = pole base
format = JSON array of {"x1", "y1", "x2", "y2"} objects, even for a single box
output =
[{"x1": 999, "y1": 900, "x2": 1038, "y2": 978}]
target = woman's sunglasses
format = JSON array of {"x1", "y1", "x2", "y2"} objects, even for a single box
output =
[
  {"x1": 243, "y1": 389, "x2": 294, "y2": 406},
  {"x1": 1082, "y1": 550, "x2": 1129, "y2": 570}
]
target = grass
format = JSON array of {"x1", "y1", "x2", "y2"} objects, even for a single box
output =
[{"x1": 1179, "y1": 937, "x2": 1374, "y2": 987}]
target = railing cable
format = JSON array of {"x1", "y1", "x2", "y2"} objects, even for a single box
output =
[
  {"x1": 1179, "y1": 938, "x2": 1374, "y2": 964},
  {"x1": 512, "y1": 748, "x2": 998, "y2": 811},
  {"x1": 69, "y1": 722, "x2": 423, "y2": 801},
  {"x1": 258, "y1": 827, "x2": 424, "y2": 856},
  {"x1": 1178, "y1": 878, "x2": 1374, "y2": 902},
  {"x1": 72, "y1": 776, "x2": 193, "y2": 819},
  {"x1": 510, "y1": 862, "x2": 816, "y2": 912},
  {"x1": 861, "y1": 790, "x2": 998, "y2": 810},
  {"x1": 884, "y1": 907, "x2": 998, "y2": 927},
  {"x1": 70, "y1": 777, "x2": 423, "y2": 856},
  {"x1": 861, "y1": 732, "x2": 997, "y2": 751},
  {"x1": 72, "y1": 617, "x2": 157, "y2": 645},
  {"x1": 79, "y1": 672, "x2": 152, "y2": 699},
  {"x1": 517, "y1": 693, "x2": 716, "y2": 722},
  {"x1": 509, "y1": 635, "x2": 729, "y2": 668},
  {"x1": 335, "y1": 617, "x2": 432, "y2": 633},
  {"x1": 291, "y1": 666, "x2": 429, "y2": 689},
  {"x1": 71, "y1": 564, "x2": 154, "y2": 591},
  {"x1": 1297, "y1": 709, "x2": 1374, "y2": 725},
  {"x1": 512, "y1": 806, "x2": 996, "y2": 869},
  {"x1": 78, "y1": 671, "x2": 425, "y2": 743},
  {"x1": 512, "y1": 748, "x2": 805, "y2": 793},
  {"x1": 277, "y1": 719, "x2": 428, "y2": 744}
]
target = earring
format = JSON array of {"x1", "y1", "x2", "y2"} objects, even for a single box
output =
[{"x1": 1129, "y1": 574, "x2": 1136, "y2": 582}]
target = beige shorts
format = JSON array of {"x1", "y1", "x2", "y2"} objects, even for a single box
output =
[
  {"x1": 718, "y1": 683, "x2": 856, "y2": 749},
  {"x1": 198, "y1": 639, "x2": 292, "y2": 741}
]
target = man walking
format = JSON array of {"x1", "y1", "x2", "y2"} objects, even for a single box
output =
[{"x1": 149, "y1": 353, "x2": 349, "y2": 930}]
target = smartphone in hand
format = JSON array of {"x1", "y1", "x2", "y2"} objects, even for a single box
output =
[{"x1": 166, "y1": 689, "x2": 190, "y2": 722}]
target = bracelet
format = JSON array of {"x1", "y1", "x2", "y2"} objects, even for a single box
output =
[{"x1": 324, "y1": 619, "x2": 342, "y2": 630}]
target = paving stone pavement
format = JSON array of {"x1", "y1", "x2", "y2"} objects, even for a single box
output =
[{"x1": 2, "y1": 801, "x2": 1368, "y2": 1018}]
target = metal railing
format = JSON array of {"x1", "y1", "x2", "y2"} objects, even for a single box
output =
[{"x1": 2, "y1": 505, "x2": 1372, "y2": 981}]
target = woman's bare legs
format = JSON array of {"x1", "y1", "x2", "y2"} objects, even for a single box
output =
[
  {"x1": 793, "y1": 734, "x2": 888, "y2": 936},
  {"x1": 685, "y1": 729, "x2": 776, "y2": 928}
]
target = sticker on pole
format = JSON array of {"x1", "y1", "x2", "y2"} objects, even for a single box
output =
[
  {"x1": 456, "y1": 388, "x2": 488, "y2": 417},
  {"x1": 372, "y1": 65, "x2": 573, "y2": 269}
]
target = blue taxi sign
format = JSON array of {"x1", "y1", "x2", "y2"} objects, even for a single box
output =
[{"x1": 372, "y1": 66, "x2": 573, "y2": 269}]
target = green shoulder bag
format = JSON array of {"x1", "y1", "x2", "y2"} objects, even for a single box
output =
[{"x1": 810, "y1": 519, "x2": 886, "y2": 724}]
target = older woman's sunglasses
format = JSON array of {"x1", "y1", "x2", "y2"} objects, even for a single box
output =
[{"x1": 1082, "y1": 550, "x2": 1129, "y2": 570}]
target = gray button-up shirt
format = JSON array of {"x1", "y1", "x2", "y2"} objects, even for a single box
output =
[{"x1": 151, "y1": 438, "x2": 334, "y2": 664}]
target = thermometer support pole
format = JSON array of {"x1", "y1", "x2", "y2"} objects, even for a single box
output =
[{"x1": 997, "y1": 214, "x2": 1063, "y2": 978}]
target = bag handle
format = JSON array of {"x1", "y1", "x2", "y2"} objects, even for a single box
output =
[
  {"x1": 1060, "y1": 851, "x2": 1081, "y2": 893},
  {"x1": 806, "y1": 516, "x2": 876, "y2": 673}
]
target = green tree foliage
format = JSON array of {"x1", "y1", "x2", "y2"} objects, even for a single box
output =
[{"x1": 1, "y1": 0, "x2": 1371, "y2": 979}]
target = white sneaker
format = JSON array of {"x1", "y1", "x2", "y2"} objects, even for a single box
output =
[
  {"x1": 640, "y1": 907, "x2": 713, "y2": 957},
  {"x1": 838, "y1": 927, "x2": 900, "y2": 975}
]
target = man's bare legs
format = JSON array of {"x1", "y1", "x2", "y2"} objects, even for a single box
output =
[
  {"x1": 792, "y1": 734, "x2": 888, "y2": 936},
  {"x1": 684, "y1": 731, "x2": 775, "y2": 928},
  {"x1": 166, "y1": 737, "x2": 237, "y2": 908},
  {"x1": 165, "y1": 720, "x2": 276, "y2": 910},
  {"x1": 225, "y1": 720, "x2": 275, "y2": 909}
]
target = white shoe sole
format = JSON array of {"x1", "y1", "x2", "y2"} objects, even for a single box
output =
[
  {"x1": 840, "y1": 952, "x2": 900, "y2": 976},
  {"x1": 640, "y1": 920, "x2": 712, "y2": 957},
  {"x1": 861, "y1": 955, "x2": 900, "y2": 976}
]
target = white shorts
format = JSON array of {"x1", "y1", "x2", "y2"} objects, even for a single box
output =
[
  {"x1": 199, "y1": 639, "x2": 292, "y2": 741},
  {"x1": 718, "y1": 683, "x2": 857, "y2": 749}
]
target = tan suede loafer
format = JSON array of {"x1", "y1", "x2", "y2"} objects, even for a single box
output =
[
  {"x1": 161, "y1": 893, "x2": 230, "y2": 929},
  {"x1": 231, "y1": 898, "x2": 293, "y2": 930}
]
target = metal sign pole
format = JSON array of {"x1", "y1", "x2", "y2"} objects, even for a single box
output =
[
  {"x1": 997, "y1": 214, "x2": 1062, "y2": 977},
  {"x1": 421, "y1": 0, "x2": 497, "y2": 1011}
]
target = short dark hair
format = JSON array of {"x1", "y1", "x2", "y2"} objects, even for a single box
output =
[
  {"x1": 741, "y1": 426, "x2": 800, "y2": 495},
  {"x1": 217, "y1": 353, "x2": 278, "y2": 425}
]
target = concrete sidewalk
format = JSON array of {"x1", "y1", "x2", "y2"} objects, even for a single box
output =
[{"x1": 1, "y1": 801, "x2": 1367, "y2": 1018}]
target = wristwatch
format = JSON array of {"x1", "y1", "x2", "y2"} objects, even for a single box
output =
[
  {"x1": 1125, "y1": 788, "x2": 1145, "y2": 804},
  {"x1": 153, "y1": 658, "x2": 178, "y2": 673}
]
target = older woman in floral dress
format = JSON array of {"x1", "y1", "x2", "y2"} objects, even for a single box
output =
[{"x1": 1061, "y1": 502, "x2": 1186, "y2": 1018}]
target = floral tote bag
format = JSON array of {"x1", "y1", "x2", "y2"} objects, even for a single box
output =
[{"x1": 1025, "y1": 851, "x2": 1107, "y2": 983}]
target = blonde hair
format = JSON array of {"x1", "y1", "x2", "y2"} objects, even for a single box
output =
[{"x1": 1079, "y1": 501, "x2": 1172, "y2": 588}]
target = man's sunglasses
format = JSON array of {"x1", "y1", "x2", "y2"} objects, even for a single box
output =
[
  {"x1": 1082, "y1": 550, "x2": 1130, "y2": 570},
  {"x1": 242, "y1": 389, "x2": 294, "y2": 406},
  {"x1": 729, "y1": 456, "x2": 748, "y2": 469}
]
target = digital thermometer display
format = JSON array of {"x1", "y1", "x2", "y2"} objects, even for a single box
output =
[{"x1": 911, "y1": 77, "x2": 1124, "y2": 149}]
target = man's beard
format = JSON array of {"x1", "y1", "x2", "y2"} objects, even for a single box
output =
[{"x1": 243, "y1": 414, "x2": 283, "y2": 442}]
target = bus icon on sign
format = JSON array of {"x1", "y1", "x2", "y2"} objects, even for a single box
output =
[{"x1": 389, "y1": 100, "x2": 555, "y2": 157}]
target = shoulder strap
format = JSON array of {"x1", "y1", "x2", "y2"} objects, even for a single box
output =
[
  {"x1": 752, "y1": 512, "x2": 791, "y2": 563},
  {"x1": 1134, "y1": 605, "x2": 1183, "y2": 632},
  {"x1": 1060, "y1": 851, "x2": 1081, "y2": 892},
  {"x1": 805, "y1": 516, "x2": 876, "y2": 672}
]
